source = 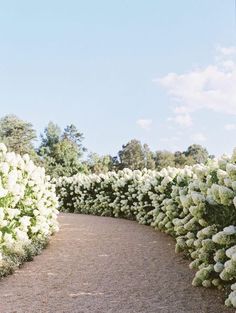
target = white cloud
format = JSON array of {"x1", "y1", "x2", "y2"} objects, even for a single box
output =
[
  {"x1": 191, "y1": 132, "x2": 207, "y2": 142},
  {"x1": 167, "y1": 114, "x2": 193, "y2": 127},
  {"x1": 136, "y1": 118, "x2": 152, "y2": 130},
  {"x1": 156, "y1": 46, "x2": 236, "y2": 126},
  {"x1": 225, "y1": 123, "x2": 236, "y2": 131},
  {"x1": 160, "y1": 136, "x2": 180, "y2": 143},
  {"x1": 216, "y1": 46, "x2": 236, "y2": 56}
]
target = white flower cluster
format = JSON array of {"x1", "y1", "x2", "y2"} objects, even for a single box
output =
[
  {"x1": 0, "y1": 143, "x2": 59, "y2": 275},
  {"x1": 56, "y1": 153, "x2": 236, "y2": 308}
]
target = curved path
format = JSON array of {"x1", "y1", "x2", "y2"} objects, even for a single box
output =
[{"x1": 0, "y1": 213, "x2": 234, "y2": 313}]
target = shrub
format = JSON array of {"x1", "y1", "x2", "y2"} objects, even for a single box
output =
[
  {"x1": 56, "y1": 152, "x2": 236, "y2": 307},
  {"x1": 0, "y1": 143, "x2": 59, "y2": 275}
]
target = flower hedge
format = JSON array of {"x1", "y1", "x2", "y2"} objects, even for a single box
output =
[
  {"x1": 57, "y1": 149, "x2": 236, "y2": 307},
  {"x1": 0, "y1": 143, "x2": 59, "y2": 276}
]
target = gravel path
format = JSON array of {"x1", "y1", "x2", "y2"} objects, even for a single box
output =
[{"x1": 0, "y1": 213, "x2": 235, "y2": 313}]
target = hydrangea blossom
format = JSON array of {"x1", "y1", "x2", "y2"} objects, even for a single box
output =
[
  {"x1": 0, "y1": 143, "x2": 59, "y2": 275},
  {"x1": 56, "y1": 151, "x2": 236, "y2": 308}
]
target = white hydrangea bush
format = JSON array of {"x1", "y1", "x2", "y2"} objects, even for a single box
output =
[
  {"x1": 0, "y1": 143, "x2": 59, "y2": 276},
  {"x1": 56, "y1": 150, "x2": 236, "y2": 308}
]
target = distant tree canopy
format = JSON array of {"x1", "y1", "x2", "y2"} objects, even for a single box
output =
[
  {"x1": 117, "y1": 141, "x2": 211, "y2": 171},
  {"x1": 0, "y1": 114, "x2": 38, "y2": 161},
  {"x1": 86, "y1": 153, "x2": 114, "y2": 174},
  {"x1": 39, "y1": 121, "x2": 61, "y2": 154},
  {"x1": 0, "y1": 114, "x2": 213, "y2": 176},
  {"x1": 154, "y1": 150, "x2": 176, "y2": 170},
  {"x1": 117, "y1": 139, "x2": 156, "y2": 170},
  {"x1": 184, "y1": 144, "x2": 209, "y2": 164},
  {"x1": 39, "y1": 122, "x2": 86, "y2": 177},
  {"x1": 118, "y1": 139, "x2": 145, "y2": 170},
  {"x1": 143, "y1": 144, "x2": 156, "y2": 170}
]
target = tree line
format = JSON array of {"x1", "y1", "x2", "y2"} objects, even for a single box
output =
[{"x1": 0, "y1": 114, "x2": 213, "y2": 177}]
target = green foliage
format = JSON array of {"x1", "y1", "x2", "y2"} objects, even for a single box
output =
[
  {"x1": 118, "y1": 139, "x2": 145, "y2": 170},
  {"x1": 63, "y1": 124, "x2": 85, "y2": 151},
  {"x1": 118, "y1": 139, "x2": 155, "y2": 170},
  {"x1": 39, "y1": 121, "x2": 61, "y2": 153},
  {"x1": 185, "y1": 144, "x2": 209, "y2": 164},
  {"x1": 154, "y1": 145, "x2": 211, "y2": 171},
  {"x1": 0, "y1": 115, "x2": 212, "y2": 175},
  {"x1": 174, "y1": 151, "x2": 192, "y2": 167},
  {"x1": 0, "y1": 114, "x2": 38, "y2": 160},
  {"x1": 155, "y1": 150, "x2": 176, "y2": 169},
  {"x1": 39, "y1": 122, "x2": 86, "y2": 177},
  {"x1": 86, "y1": 153, "x2": 114, "y2": 173},
  {"x1": 143, "y1": 143, "x2": 156, "y2": 170}
]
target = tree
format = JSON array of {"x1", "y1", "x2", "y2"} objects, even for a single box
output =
[
  {"x1": 39, "y1": 121, "x2": 61, "y2": 156},
  {"x1": 174, "y1": 151, "x2": 190, "y2": 167},
  {"x1": 0, "y1": 114, "x2": 37, "y2": 158},
  {"x1": 63, "y1": 124, "x2": 85, "y2": 152},
  {"x1": 117, "y1": 140, "x2": 155, "y2": 170},
  {"x1": 111, "y1": 156, "x2": 120, "y2": 171},
  {"x1": 184, "y1": 144, "x2": 209, "y2": 164},
  {"x1": 118, "y1": 139, "x2": 145, "y2": 170},
  {"x1": 86, "y1": 153, "x2": 114, "y2": 174},
  {"x1": 143, "y1": 144, "x2": 155, "y2": 170},
  {"x1": 39, "y1": 122, "x2": 86, "y2": 177},
  {"x1": 154, "y1": 150, "x2": 175, "y2": 170},
  {"x1": 43, "y1": 139, "x2": 85, "y2": 177}
]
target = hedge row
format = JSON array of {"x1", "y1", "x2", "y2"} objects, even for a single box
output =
[
  {"x1": 56, "y1": 150, "x2": 236, "y2": 308},
  {"x1": 0, "y1": 143, "x2": 59, "y2": 276}
]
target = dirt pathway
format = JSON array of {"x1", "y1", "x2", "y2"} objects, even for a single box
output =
[{"x1": 0, "y1": 213, "x2": 234, "y2": 313}]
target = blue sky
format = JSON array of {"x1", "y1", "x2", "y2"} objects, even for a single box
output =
[{"x1": 0, "y1": 0, "x2": 236, "y2": 157}]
